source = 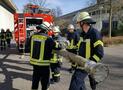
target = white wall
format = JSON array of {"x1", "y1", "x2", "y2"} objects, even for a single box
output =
[{"x1": 0, "y1": 5, "x2": 14, "y2": 31}]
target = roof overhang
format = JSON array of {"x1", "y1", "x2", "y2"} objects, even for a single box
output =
[{"x1": 3, "y1": 0, "x2": 17, "y2": 11}]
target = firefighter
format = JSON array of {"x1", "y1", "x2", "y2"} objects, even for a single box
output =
[
  {"x1": 66, "y1": 24, "x2": 80, "y2": 73},
  {"x1": 30, "y1": 21, "x2": 56, "y2": 90},
  {"x1": 0, "y1": 29, "x2": 6, "y2": 51},
  {"x1": 50, "y1": 26, "x2": 63, "y2": 84},
  {"x1": 69, "y1": 12, "x2": 104, "y2": 90},
  {"x1": 6, "y1": 29, "x2": 12, "y2": 48}
]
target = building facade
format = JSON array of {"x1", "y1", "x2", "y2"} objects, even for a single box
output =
[
  {"x1": 0, "y1": 0, "x2": 17, "y2": 31},
  {"x1": 59, "y1": 0, "x2": 122, "y2": 31}
]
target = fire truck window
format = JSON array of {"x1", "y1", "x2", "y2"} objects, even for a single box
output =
[{"x1": 26, "y1": 19, "x2": 42, "y2": 27}]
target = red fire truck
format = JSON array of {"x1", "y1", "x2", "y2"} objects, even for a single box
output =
[{"x1": 14, "y1": 4, "x2": 53, "y2": 52}]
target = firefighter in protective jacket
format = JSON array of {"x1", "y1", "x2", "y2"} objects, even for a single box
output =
[
  {"x1": 50, "y1": 26, "x2": 63, "y2": 83},
  {"x1": 69, "y1": 12, "x2": 104, "y2": 90},
  {"x1": 6, "y1": 29, "x2": 12, "y2": 48},
  {"x1": 30, "y1": 21, "x2": 56, "y2": 90},
  {"x1": 0, "y1": 29, "x2": 6, "y2": 51},
  {"x1": 66, "y1": 24, "x2": 80, "y2": 73}
]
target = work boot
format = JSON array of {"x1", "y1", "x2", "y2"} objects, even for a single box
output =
[
  {"x1": 50, "y1": 78, "x2": 55, "y2": 84},
  {"x1": 68, "y1": 68, "x2": 74, "y2": 73},
  {"x1": 54, "y1": 77, "x2": 60, "y2": 83}
]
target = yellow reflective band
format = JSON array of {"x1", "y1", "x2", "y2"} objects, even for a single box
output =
[
  {"x1": 30, "y1": 35, "x2": 48, "y2": 66},
  {"x1": 93, "y1": 54, "x2": 100, "y2": 62},
  {"x1": 77, "y1": 66, "x2": 85, "y2": 70},
  {"x1": 58, "y1": 58, "x2": 63, "y2": 62},
  {"x1": 30, "y1": 59, "x2": 50, "y2": 63},
  {"x1": 55, "y1": 41, "x2": 59, "y2": 48},
  {"x1": 67, "y1": 39, "x2": 74, "y2": 49},
  {"x1": 30, "y1": 60, "x2": 50, "y2": 66},
  {"x1": 77, "y1": 37, "x2": 83, "y2": 49},
  {"x1": 86, "y1": 39, "x2": 91, "y2": 59},
  {"x1": 70, "y1": 39, "x2": 74, "y2": 49},
  {"x1": 30, "y1": 37, "x2": 34, "y2": 60},
  {"x1": 50, "y1": 53, "x2": 57, "y2": 63},
  {"x1": 40, "y1": 41, "x2": 45, "y2": 61},
  {"x1": 50, "y1": 55, "x2": 63, "y2": 63},
  {"x1": 32, "y1": 35, "x2": 47, "y2": 40},
  {"x1": 94, "y1": 40, "x2": 103, "y2": 47},
  {"x1": 54, "y1": 73, "x2": 60, "y2": 77},
  {"x1": 71, "y1": 63, "x2": 77, "y2": 67}
]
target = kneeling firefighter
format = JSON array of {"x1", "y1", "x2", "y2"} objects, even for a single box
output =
[{"x1": 50, "y1": 26, "x2": 63, "y2": 83}]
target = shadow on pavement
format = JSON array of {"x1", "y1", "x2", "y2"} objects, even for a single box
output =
[{"x1": 0, "y1": 48, "x2": 32, "y2": 90}]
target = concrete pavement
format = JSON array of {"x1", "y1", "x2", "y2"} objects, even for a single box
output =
[{"x1": 0, "y1": 42, "x2": 123, "y2": 90}]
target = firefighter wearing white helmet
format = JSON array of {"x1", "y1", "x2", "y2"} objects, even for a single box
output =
[
  {"x1": 66, "y1": 24, "x2": 80, "y2": 73},
  {"x1": 29, "y1": 21, "x2": 58, "y2": 90},
  {"x1": 76, "y1": 11, "x2": 96, "y2": 24},
  {"x1": 38, "y1": 21, "x2": 52, "y2": 32},
  {"x1": 50, "y1": 26, "x2": 63, "y2": 83},
  {"x1": 53, "y1": 26, "x2": 60, "y2": 35},
  {"x1": 68, "y1": 24, "x2": 74, "y2": 30},
  {"x1": 69, "y1": 12, "x2": 104, "y2": 90}
]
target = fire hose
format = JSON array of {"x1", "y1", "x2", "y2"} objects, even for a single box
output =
[{"x1": 54, "y1": 38, "x2": 109, "y2": 83}]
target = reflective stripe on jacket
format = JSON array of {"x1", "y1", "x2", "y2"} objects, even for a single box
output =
[
  {"x1": 30, "y1": 33, "x2": 55, "y2": 66},
  {"x1": 78, "y1": 27, "x2": 104, "y2": 62},
  {"x1": 6, "y1": 32, "x2": 12, "y2": 39},
  {"x1": 50, "y1": 35, "x2": 63, "y2": 63},
  {"x1": 66, "y1": 31, "x2": 80, "y2": 50}
]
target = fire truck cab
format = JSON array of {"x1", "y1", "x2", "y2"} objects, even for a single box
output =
[{"x1": 14, "y1": 4, "x2": 53, "y2": 52}]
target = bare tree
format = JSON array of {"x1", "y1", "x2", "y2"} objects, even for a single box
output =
[
  {"x1": 56, "y1": 6, "x2": 62, "y2": 17},
  {"x1": 29, "y1": 0, "x2": 47, "y2": 7},
  {"x1": 87, "y1": 0, "x2": 96, "y2": 6},
  {"x1": 51, "y1": 6, "x2": 63, "y2": 17},
  {"x1": 101, "y1": 0, "x2": 123, "y2": 38}
]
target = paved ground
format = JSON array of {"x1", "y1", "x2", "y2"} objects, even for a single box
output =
[{"x1": 0, "y1": 41, "x2": 123, "y2": 90}]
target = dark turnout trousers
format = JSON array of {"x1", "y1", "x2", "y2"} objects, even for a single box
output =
[
  {"x1": 69, "y1": 69, "x2": 97, "y2": 90},
  {"x1": 1, "y1": 40, "x2": 6, "y2": 51},
  {"x1": 50, "y1": 63, "x2": 61, "y2": 82},
  {"x1": 32, "y1": 66, "x2": 50, "y2": 90}
]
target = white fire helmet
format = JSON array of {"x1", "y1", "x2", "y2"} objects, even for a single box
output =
[
  {"x1": 53, "y1": 26, "x2": 60, "y2": 33},
  {"x1": 37, "y1": 21, "x2": 52, "y2": 31},
  {"x1": 74, "y1": 11, "x2": 96, "y2": 24},
  {"x1": 67, "y1": 24, "x2": 74, "y2": 30}
]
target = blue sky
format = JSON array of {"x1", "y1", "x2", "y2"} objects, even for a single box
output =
[{"x1": 13, "y1": 0, "x2": 91, "y2": 15}]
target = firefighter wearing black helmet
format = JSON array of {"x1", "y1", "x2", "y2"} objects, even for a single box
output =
[
  {"x1": 6, "y1": 29, "x2": 12, "y2": 48},
  {"x1": 0, "y1": 29, "x2": 6, "y2": 51}
]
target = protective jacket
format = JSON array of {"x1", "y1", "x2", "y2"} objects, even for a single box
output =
[
  {"x1": 50, "y1": 35, "x2": 63, "y2": 63},
  {"x1": 30, "y1": 32, "x2": 56, "y2": 66},
  {"x1": 78, "y1": 27, "x2": 104, "y2": 62},
  {"x1": 67, "y1": 31, "x2": 80, "y2": 53},
  {"x1": 6, "y1": 32, "x2": 12, "y2": 39},
  {"x1": 1, "y1": 32, "x2": 6, "y2": 40}
]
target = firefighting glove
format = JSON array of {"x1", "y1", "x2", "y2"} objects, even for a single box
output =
[
  {"x1": 58, "y1": 40, "x2": 70, "y2": 49},
  {"x1": 84, "y1": 60, "x2": 97, "y2": 74},
  {"x1": 58, "y1": 42, "x2": 66, "y2": 49}
]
